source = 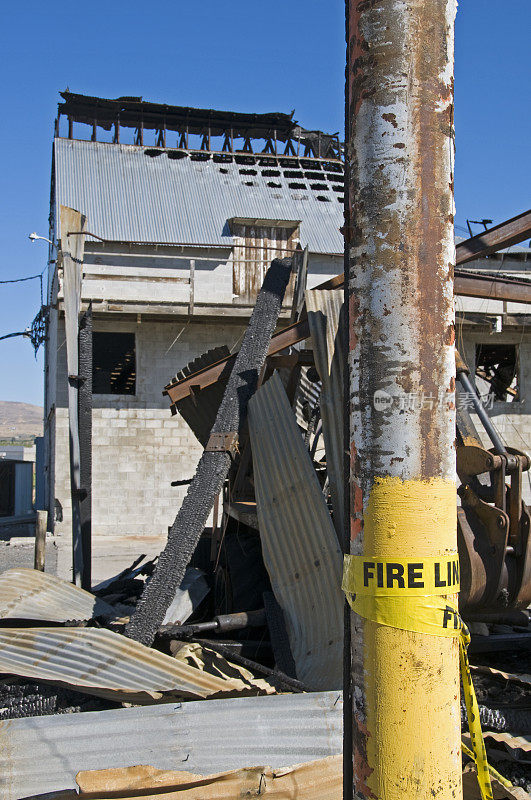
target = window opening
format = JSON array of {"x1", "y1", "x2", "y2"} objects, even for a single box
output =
[
  {"x1": 475, "y1": 343, "x2": 519, "y2": 402},
  {"x1": 93, "y1": 332, "x2": 136, "y2": 395}
]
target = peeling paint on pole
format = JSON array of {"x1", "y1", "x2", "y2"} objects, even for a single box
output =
[{"x1": 346, "y1": 1, "x2": 460, "y2": 798}]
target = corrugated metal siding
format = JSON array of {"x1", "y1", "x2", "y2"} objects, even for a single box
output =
[
  {"x1": 248, "y1": 372, "x2": 343, "y2": 690},
  {"x1": 0, "y1": 691, "x2": 342, "y2": 799},
  {"x1": 54, "y1": 139, "x2": 344, "y2": 254},
  {"x1": 0, "y1": 568, "x2": 115, "y2": 622},
  {"x1": 306, "y1": 290, "x2": 345, "y2": 538},
  {"x1": 0, "y1": 627, "x2": 247, "y2": 703}
]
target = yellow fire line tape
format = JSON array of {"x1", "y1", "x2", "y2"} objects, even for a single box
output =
[
  {"x1": 342, "y1": 554, "x2": 495, "y2": 800},
  {"x1": 461, "y1": 741, "x2": 513, "y2": 789}
]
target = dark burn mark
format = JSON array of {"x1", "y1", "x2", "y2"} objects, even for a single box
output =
[{"x1": 382, "y1": 112, "x2": 398, "y2": 128}]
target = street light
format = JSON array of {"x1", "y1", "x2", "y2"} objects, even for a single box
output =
[{"x1": 28, "y1": 233, "x2": 54, "y2": 246}]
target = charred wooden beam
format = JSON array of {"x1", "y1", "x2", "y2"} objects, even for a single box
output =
[{"x1": 125, "y1": 258, "x2": 293, "y2": 647}]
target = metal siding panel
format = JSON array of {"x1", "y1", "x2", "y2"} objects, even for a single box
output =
[
  {"x1": 248, "y1": 372, "x2": 343, "y2": 690},
  {"x1": 54, "y1": 139, "x2": 344, "y2": 254},
  {"x1": 306, "y1": 290, "x2": 345, "y2": 538},
  {"x1": 0, "y1": 691, "x2": 342, "y2": 799},
  {"x1": 13, "y1": 463, "x2": 33, "y2": 517},
  {"x1": 0, "y1": 568, "x2": 115, "y2": 621},
  {"x1": 0, "y1": 627, "x2": 247, "y2": 702}
]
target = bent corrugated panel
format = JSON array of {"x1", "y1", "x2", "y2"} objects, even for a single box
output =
[
  {"x1": 0, "y1": 627, "x2": 249, "y2": 704},
  {"x1": 0, "y1": 568, "x2": 115, "y2": 621},
  {"x1": 73, "y1": 756, "x2": 343, "y2": 799},
  {"x1": 248, "y1": 372, "x2": 343, "y2": 690},
  {"x1": 306, "y1": 289, "x2": 345, "y2": 538},
  {"x1": 0, "y1": 691, "x2": 342, "y2": 799}
]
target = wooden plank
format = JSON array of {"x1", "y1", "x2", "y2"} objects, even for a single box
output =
[{"x1": 34, "y1": 510, "x2": 47, "y2": 572}]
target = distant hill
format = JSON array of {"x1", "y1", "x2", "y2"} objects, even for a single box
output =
[{"x1": 0, "y1": 402, "x2": 43, "y2": 439}]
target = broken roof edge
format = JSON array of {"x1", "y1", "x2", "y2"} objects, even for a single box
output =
[{"x1": 58, "y1": 91, "x2": 298, "y2": 137}]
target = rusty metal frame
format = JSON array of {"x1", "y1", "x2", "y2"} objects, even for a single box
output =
[{"x1": 164, "y1": 213, "x2": 531, "y2": 406}]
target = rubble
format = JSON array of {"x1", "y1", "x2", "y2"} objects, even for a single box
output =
[
  {"x1": 0, "y1": 692, "x2": 342, "y2": 799},
  {"x1": 0, "y1": 567, "x2": 115, "y2": 621},
  {"x1": 1, "y1": 217, "x2": 530, "y2": 798},
  {"x1": 0, "y1": 626, "x2": 268, "y2": 704},
  {"x1": 125, "y1": 257, "x2": 293, "y2": 647}
]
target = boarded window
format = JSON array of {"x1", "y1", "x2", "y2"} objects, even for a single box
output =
[
  {"x1": 475, "y1": 343, "x2": 520, "y2": 402},
  {"x1": 229, "y1": 219, "x2": 299, "y2": 305},
  {"x1": 93, "y1": 332, "x2": 136, "y2": 395}
]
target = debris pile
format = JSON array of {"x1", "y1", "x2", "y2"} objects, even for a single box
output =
[{"x1": 0, "y1": 255, "x2": 529, "y2": 799}]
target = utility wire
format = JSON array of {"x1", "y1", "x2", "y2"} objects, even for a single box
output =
[{"x1": 0, "y1": 273, "x2": 42, "y2": 284}]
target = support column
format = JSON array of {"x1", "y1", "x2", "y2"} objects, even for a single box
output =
[
  {"x1": 345, "y1": 1, "x2": 460, "y2": 798},
  {"x1": 59, "y1": 205, "x2": 86, "y2": 586},
  {"x1": 78, "y1": 303, "x2": 92, "y2": 590}
]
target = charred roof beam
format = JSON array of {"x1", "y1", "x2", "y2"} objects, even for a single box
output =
[{"x1": 56, "y1": 92, "x2": 343, "y2": 160}]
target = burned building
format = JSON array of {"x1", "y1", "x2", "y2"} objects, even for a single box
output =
[
  {"x1": 44, "y1": 93, "x2": 345, "y2": 581},
  {"x1": 42, "y1": 92, "x2": 531, "y2": 584}
]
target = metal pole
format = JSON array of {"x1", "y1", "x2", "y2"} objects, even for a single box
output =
[{"x1": 346, "y1": 1, "x2": 460, "y2": 798}]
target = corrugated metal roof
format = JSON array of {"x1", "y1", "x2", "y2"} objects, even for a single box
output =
[
  {"x1": 248, "y1": 372, "x2": 343, "y2": 690},
  {"x1": 306, "y1": 290, "x2": 345, "y2": 538},
  {"x1": 0, "y1": 627, "x2": 255, "y2": 704},
  {"x1": 0, "y1": 691, "x2": 342, "y2": 799},
  {"x1": 0, "y1": 568, "x2": 115, "y2": 622},
  {"x1": 54, "y1": 139, "x2": 344, "y2": 254}
]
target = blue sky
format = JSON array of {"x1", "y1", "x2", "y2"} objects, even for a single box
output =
[{"x1": 0, "y1": 0, "x2": 529, "y2": 406}]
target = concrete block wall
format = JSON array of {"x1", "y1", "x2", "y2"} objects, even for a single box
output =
[{"x1": 52, "y1": 317, "x2": 246, "y2": 582}]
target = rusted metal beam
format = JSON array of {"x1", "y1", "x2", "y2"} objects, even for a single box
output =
[
  {"x1": 164, "y1": 315, "x2": 310, "y2": 404},
  {"x1": 345, "y1": 1, "x2": 460, "y2": 798},
  {"x1": 319, "y1": 218, "x2": 531, "y2": 292},
  {"x1": 164, "y1": 213, "x2": 530, "y2": 405},
  {"x1": 456, "y1": 209, "x2": 531, "y2": 264},
  {"x1": 454, "y1": 270, "x2": 531, "y2": 303}
]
